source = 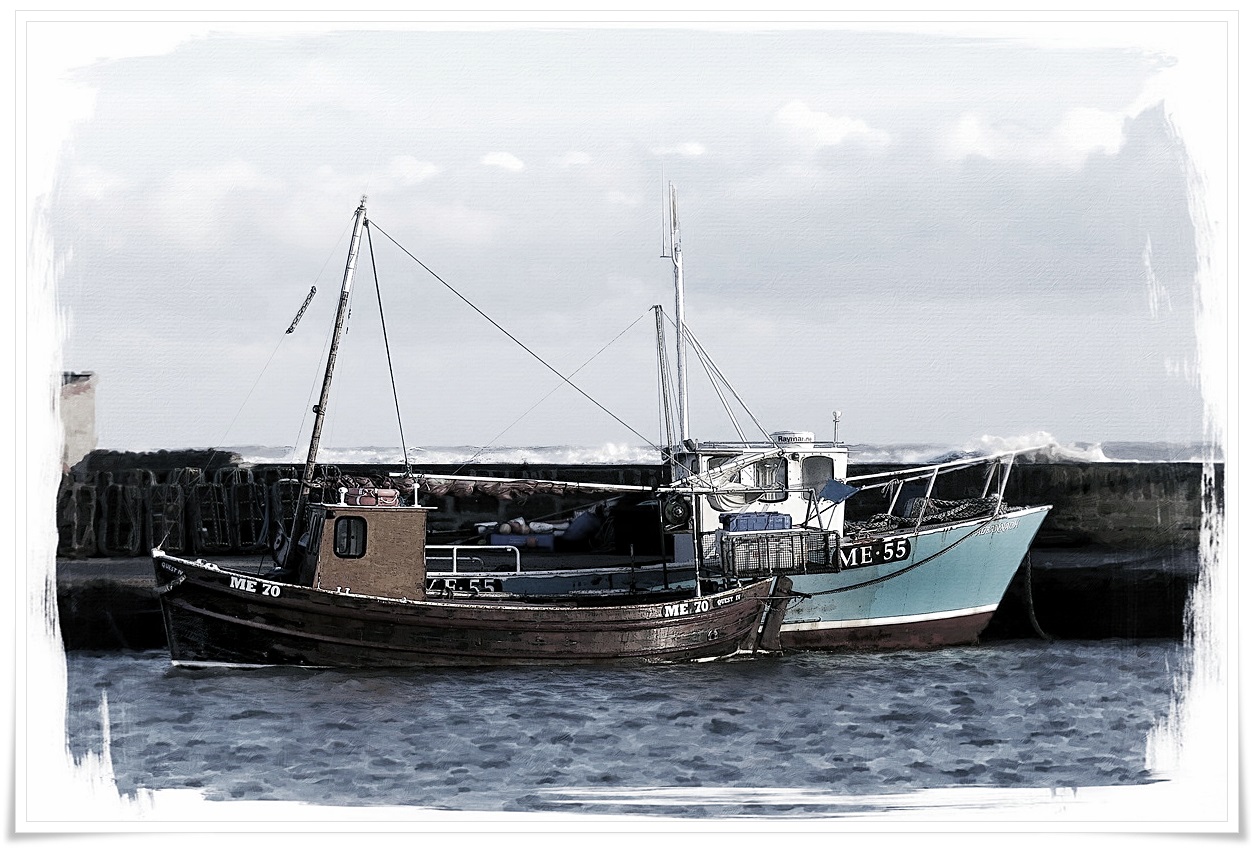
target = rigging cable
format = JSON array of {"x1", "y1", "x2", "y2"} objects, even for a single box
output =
[
  {"x1": 687, "y1": 326, "x2": 748, "y2": 443},
  {"x1": 203, "y1": 283, "x2": 321, "y2": 472},
  {"x1": 198, "y1": 210, "x2": 363, "y2": 474},
  {"x1": 648, "y1": 308, "x2": 781, "y2": 493},
  {"x1": 681, "y1": 321, "x2": 777, "y2": 445},
  {"x1": 364, "y1": 221, "x2": 412, "y2": 476},
  {"x1": 451, "y1": 308, "x2": 653, "y2": 476},
  {"x1": 285, "y1": 209, "x2": 360, "y2": 460},
  {"x1": 656, "y1": 307, "x2": 775, "y2": 448},
  {"x1": 654, "y1": 305, "x2": 676, "y2": 453},
  {"x1": 368, "y1": 220, "x2": 659, "y2": 452}
]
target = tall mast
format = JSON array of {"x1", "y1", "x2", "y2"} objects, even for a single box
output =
[
  {"x1": 667, "y1": 183, "x2": 691, "y2": 443},
  {"x1": 302, "y1": 196, "x2": 369, "y2": 487}
]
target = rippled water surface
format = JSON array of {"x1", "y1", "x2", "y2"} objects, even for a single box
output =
[{"x1": 63, "y1": 640, "x2": 1182, "y2": 817}]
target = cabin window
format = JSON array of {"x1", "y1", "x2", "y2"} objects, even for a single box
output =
[
  {"x1": 754, "y1": 457, "x2": 788, "y2": 503},
  {"x1": 706, "y1": 455, "x2": 787, "y2": 507},
  {"x1": 333, "y1": 516, "x2": 368, "y2": 558},
  {"x1": 802, "y1": 456, "x2": 835, "y2": 496}
]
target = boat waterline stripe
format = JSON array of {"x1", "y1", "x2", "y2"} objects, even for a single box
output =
[
  {"x1": 780, "y1": 603, "x2": 999, "y2": 632},
  {"x1": 170, "y1": 659, "x2": 317, "y2": 670}
]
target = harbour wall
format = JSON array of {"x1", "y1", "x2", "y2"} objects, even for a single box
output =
[{"x1": 58, "y1": 451, "x2": 1219, "y2": 557}]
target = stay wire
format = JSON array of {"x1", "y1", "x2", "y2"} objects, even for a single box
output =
[
  {"x1": 368, "y1": 220, "x2": 659, "y2": 452},
  {"x1": 451, "y1": 308, "x2": 653, "y2": 476},
  {"x1": 688, "y1": 328, "x2": 747, "y2": 443},
  {"x1": 657, "y1": 308, "x2": 775, "y2": 447},
  {"x1": 364, "y1": 221, "x2": 412, "y2": 476},
  {"x1": 213, "y1": 332, "x2": 288, "y2": 456},
  {"x1": 681, "y1": 321, "x2": 776, "y2": 445}
]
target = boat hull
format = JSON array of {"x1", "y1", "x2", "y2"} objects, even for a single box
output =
[
  {"x1": 153, "y1": 554, "x2": 780, "y2": 668},
  {"x1": 779, "y1": 506, "x2": 1050, "y2": 650}
]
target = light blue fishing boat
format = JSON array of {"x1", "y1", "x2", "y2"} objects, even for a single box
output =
[{"x1": 659, "y1": 435, "x2": 1051, "y2": 649}]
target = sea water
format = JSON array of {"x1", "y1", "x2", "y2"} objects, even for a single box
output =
[{"x1": 62, "y1": 639, "x2": 1183, "y2": 818}]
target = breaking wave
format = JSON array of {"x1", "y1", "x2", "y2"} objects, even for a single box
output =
[
  {"x1": 947, "y1": 434, "x2": 1219, "y2": 464},
  {"x1": 232, "y1": 437, "x2": 1219, "y2": 466}
]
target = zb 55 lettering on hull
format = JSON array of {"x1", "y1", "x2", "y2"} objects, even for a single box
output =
[{"x1": 837, "y1": 537, "x2": 912, "y2": 569}]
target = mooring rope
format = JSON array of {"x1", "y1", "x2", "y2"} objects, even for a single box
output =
[{"x1": 1022, "y1": 551, "x2": 1053, "y2": 640}]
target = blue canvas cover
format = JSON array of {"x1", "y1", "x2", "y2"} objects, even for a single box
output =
[{"x1": 818, "y1": 479, "x2": 861, "y2": 504}]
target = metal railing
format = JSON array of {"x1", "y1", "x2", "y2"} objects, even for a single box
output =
[{"x1": 425, "y1": 545, "x2": 522, "y2": 574}]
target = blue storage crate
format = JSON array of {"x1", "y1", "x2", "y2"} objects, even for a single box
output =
[{"x1": 720, "y1": 512, "x2": 792, "y2": 532}]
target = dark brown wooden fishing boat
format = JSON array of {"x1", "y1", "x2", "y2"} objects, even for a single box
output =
[
  {"x1": 150, "y1": 197, "x2": 790, "y2": 668},
  {"x1": 153, "y1": 500, "x2": 787, "y2": 668}
]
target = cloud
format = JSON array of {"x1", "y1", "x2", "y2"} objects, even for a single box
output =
[
  {"x1": 650, "y1": 143, "x2": 706, "y2": 157},
  {"x1": 945, "y1": 108, "x2": 1126, "y2": 168},
  {"x1": 153, "y1": 159, "x2": 279, "y2": 248},
  {"x1": 481, "y1": 151, "x2": 525, "y2": 171},
  {"x1": 389, "y1": 156, "x2": 439, "y2": 185},
  {"x1": 556, "y1": 151, "x2": 591, "y2": 167},
  {"x1": 774, "y1": 100, "x2": 891, "y2": 149}
]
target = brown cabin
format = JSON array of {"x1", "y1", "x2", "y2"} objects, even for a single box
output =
[{"x1": 297, "y1": 499, "x2": 433, "y2": 600}]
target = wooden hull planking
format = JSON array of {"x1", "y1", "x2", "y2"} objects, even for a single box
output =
[{"x1": 154, "y1": 554, "x2": 783, "y2": 668}]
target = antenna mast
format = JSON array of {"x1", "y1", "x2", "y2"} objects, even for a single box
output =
[{"x1": 665, "y1": 183, "x2": 691, "y2": 443}]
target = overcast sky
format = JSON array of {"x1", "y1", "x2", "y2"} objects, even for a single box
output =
[{"x1": 31, "y1": 20, "x2": 1226, "y2": 455}]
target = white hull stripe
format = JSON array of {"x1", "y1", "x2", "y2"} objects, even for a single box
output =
[
  {"x1": 170, "y1": 659, "x2": 331, "y2": 670},
  {"x1": 780, "y1": 603, "x2": 1000, "y2": 632}
]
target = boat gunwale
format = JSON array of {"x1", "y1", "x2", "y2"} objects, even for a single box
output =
[{"x1": 151, "y1": 549, "x2": 774, "y2": 617}]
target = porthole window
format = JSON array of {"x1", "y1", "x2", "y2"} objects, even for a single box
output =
[{"x1": 333, "y1": 516, "x2": 367, "y2": 558}]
